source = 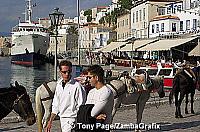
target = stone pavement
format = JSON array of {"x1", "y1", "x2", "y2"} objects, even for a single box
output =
[
  {"x1": 1, "y1": 94, "x2": 200, "y2": 132},
  {"x1": 1, "y1": 59, "x2": 200, "y2": 131}
]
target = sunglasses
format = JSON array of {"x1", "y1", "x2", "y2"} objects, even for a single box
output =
[
  {"x1": 61, "y1": 70, "x2": 71, "y2": 74},
  {"x1": 87, "y1": 76, "x2": 95, "y2": 79}
]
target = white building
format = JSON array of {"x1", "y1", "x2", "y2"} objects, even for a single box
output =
[
  {"x1": 74, "y1": 10, "x2": 88, "y2": 25},
  {"x1": 149, "y1": 15, "x2": 180, "y2": 38},
  {"x1": 91, "y1": 6, "x2": 108, "y2": 23},
  {"x1": 149, "y1": 1, "x2": 199, "y2": 38},
  {"x1": 95, "y1": 9, "x2": 107, "y2": 24},
  {"x1": 130, "y1": 1, "x2": 169, "y2": 39},
  {"x1": 94, "y1": 30, "x2": 116, "y2": 48},
  {"x1": 79, "y1": 23, "x2": 116, "y2": 49}
]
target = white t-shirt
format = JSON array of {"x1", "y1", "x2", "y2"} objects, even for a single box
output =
[
  {"x1": 86, "y1": 85, "x2": 114, "y2": 124},
  {"x1": 52, "y1": 78, "x2": 86, "y2": 118}
]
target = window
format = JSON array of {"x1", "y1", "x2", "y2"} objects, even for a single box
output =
[
  {"x1": 156, "y1": 24, "x2": 159, "y2": 33},
  {"x1": 158, "y1": 69, "x2": 172, "y2": 76},
  {"x1": 143, "y1": 22, "x2": 146, "y2": 28},
  {"x1": 133, "y1": 13, "x2": 135, "y2": 23},
  {"x1": 186, "y1": 20, "x2": 190, "y2": 30},
  {"x1": 172, "y1": 23, "x2": 176, "y2": 32},
  {"x1": 193, "y1": 19, "x2": 197, "y2": 30},
  {"x1": 177, "y1": 5, "x2": 182, "y2": 11},
  {"x1": 143, "y1": 8, "x2": 145, "y2": 20},
  {"x1": 158, "y1": 7, "x2": 165, "y2": 15},
  {"x1": 136, "y1": 11, "x2": 138, "y2": 22},
  {"x1": 152, "y1": 24, "x2": 155, "y2": 33},
  {"x1": 147, "y1": 69, "x2": 158, "y2": 76},
  {"x1": 180, "y1": 21, "x2": 183, "y2": 31},
  {"x1": 161, "y1": 23, "x2": 164, "y2": 32},
  {"x1": 26, "y1": 28, "x2": 33, "y2": 31},
  {"x1": 139, "y1": 10, "x2": 142, "y2": 21},
  {"x1": 167, "y1": 7, "x2": 171, "y2": 14},
  {"x1": 100, "y1": 34, "x2": 103, "y2": 46}
]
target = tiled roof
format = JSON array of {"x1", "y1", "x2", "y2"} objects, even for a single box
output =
[{"x1": 152, "y1": 15, "x2": 180, "y2": 21}]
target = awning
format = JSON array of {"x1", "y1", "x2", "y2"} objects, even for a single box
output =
[
  {"x1": 92, "y1": 48, "x2": 102, "y2": 53},
  {"x1": 99, "y1": 42, "x2": 127, "y2": 52},
  {"x1": 137, "y1": 37, "x2": 197, "y2": 51},
  {"x1": 189, "y1": 43, "x2": 200, "y2": 56},
  {"x1": 119, "y1": 39, "x2": 157, "y2": 51}
]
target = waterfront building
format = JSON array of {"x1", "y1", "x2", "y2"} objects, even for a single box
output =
[
  {"x1": 79, "y1": 23, "x2": 116, "y2": 57},
  {"x1": 116, "y1": 13, "x2": 131, "y2": 41},
  {"x1": 74, "y1": 10, "x2": 88, "y2": 25},
  {"x1": 131, "y1": 0, "x2": 171, "y2": 39},
  {"x1": 91, "y1": 6, "x2": 109, "y2": 23},
  {"x1": 0, "y1": 37, "x2": 11, "y2": 56},
  {"x1": 48, "y1": 19, "x2": 78, "y2": 58},
  {"x1": 79, "y1": 23, "x2": 116, "y2": 48},
  {"x1": 148, "y1": 1, "x2": 199, "y2": 38}
]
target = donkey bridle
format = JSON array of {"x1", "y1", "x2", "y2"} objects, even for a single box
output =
[
  {"x1": 41, "y1": 82, "x2": 54, "y2": 101},
  {"x1": 0, "y1": 92, "x2": 27, "y2": 114},
  {"x1": 13, "y1": 93, "x2": 26, "y2": 107}
]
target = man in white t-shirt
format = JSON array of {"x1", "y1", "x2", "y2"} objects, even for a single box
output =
[
  {"x1": 46, "y1": 60, "x2": 86, "y2": 132},
  {"x1": 86, "y1": 65, "x2": 114, "y2": 125}
]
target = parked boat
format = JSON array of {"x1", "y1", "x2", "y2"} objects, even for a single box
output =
[{"x1": 11, "y1": 0, "x2": 49, "y2": 66}]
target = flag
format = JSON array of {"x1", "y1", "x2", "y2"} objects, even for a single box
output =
[{"x1": 33, "y1": 3, "x2": 37, "y2": 7}]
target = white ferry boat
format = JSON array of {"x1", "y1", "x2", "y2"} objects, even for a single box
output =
[{"x1": 11, "y1": 0, "x2": 49, "y2": 66}]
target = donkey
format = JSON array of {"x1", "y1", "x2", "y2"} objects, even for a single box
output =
[
  {"x1": 108, "y1": 72, "x2": 165, "y2": 124},
  {"x1": 169, "y1": 66, "x2": 198, "y2": 118},
  {"x1": 0, "y1": 81, "x2": 36, "y2": 126}
]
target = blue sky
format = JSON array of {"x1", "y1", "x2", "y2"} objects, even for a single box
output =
[{"x1": 0, "y1": 0, "x2": 110, "y2": 33}]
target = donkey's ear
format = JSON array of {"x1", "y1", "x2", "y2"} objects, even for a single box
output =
[{"x1": 15, "y1": 81, "x2": 19, "y2": 87}]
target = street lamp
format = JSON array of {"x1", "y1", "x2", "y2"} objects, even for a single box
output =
[
  {"x1": 77, "y1": 0, "x2": 80, "y2": 65},
  {"x1": 49, "y1": 8, "x2": 64, "y2": 81}
]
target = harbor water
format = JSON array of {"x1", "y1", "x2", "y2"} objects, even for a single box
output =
[{"x1": 0, "y1": 57, "x2": 83, "y2": 102}]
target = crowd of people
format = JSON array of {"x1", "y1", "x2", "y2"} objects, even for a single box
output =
[
  {"x1": 45, "y1": 60, "x2": 114, "y2": 132},
  {"x1": 85, "y1": 51, "x2": 115, "y2": 65}
]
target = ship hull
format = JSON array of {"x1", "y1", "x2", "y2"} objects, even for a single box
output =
[
  {"x1": 11, "y1": 34, "x2": 49, "y2": 66},
  {"x1": 11, "y1": 53, "x2": 47, "y2": 66}
]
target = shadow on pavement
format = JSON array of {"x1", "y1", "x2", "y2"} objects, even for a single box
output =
[
  {"x1": 149, "y1": 120, "x2": 200, "y2": 132},
  {"x1": 0, "y1": 126, "x2": 25, "y2": 132}
]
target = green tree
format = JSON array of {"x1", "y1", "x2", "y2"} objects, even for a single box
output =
[
  {"x1": 105, "y1": 13, "x2": 112, "y2": 27},
  {"x1": 67, "y1": 26, "x2": 78, "y2": 35},
  {"x1": 99, "y1": 16, "x2": 106, "y2": 25},
  {"x1": 118, "y1": 0, "x2": 133, "y2": 10},
  {"x1": 84, "y1": 9, "x2": 92, "y2": 22},
  {"x1": 107, "y1": 37, "x2": 117, "y2": 45}
]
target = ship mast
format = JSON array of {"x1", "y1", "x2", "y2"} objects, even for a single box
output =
[{"x1": 25, "y1": 0, "x2": 32, "y2": 23}]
